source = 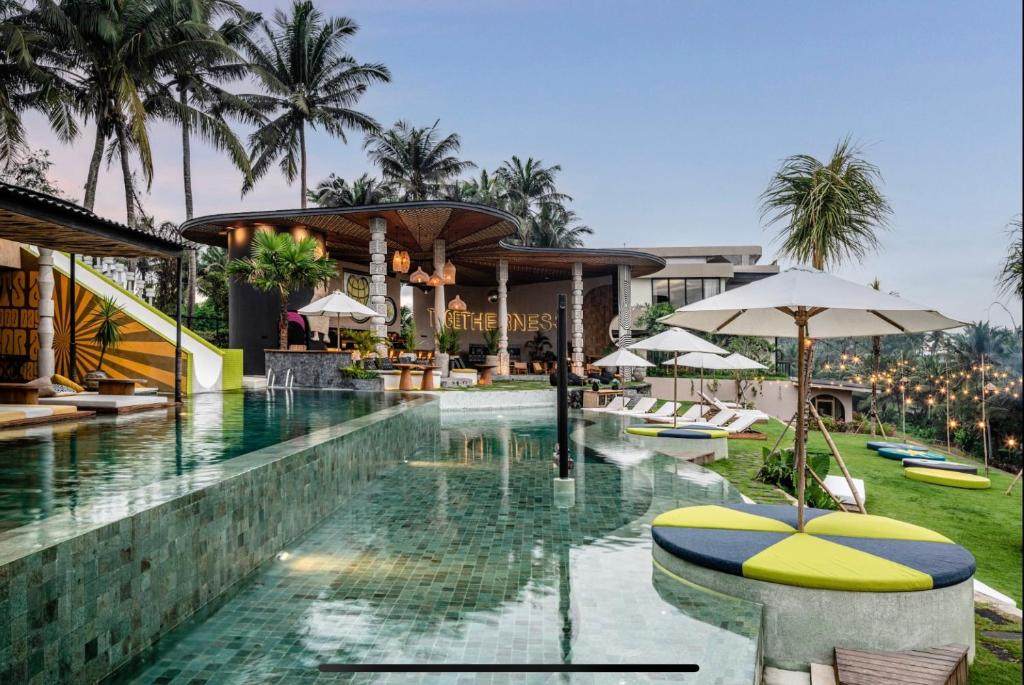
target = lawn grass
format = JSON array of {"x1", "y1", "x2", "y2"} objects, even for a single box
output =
[{"x1": 705, "y1": 419, "x2": 1023, "y2": 683}]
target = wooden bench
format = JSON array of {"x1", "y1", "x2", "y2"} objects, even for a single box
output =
[
  {"x1": 0, "y1": 383, "x2": 38, "y2": 405},
  {"x1": 834, "y1": 644, "x2": 968, "y2": 685},
  {"x1": 97, "y1": 378, "x2": 147, "y2": 396}
]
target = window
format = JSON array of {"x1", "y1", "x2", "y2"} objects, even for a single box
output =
[
  {"x1": 685, "y1": 279, "x2": 703, "y2": 305},
  {"x1": 670, "y1": 280, "x2": 688, "y2": 308},
  {"x1": 704, "y1": 278, "x2": 721, "y2": 298},
  {"x1": 652, "y1": 279, "x2": 670, "y2": 304}
]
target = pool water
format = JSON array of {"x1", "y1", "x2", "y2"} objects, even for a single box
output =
[
  {"x1": 0, "y1": 390, "x2": 400, "y2": 533},
  {"x1": 120, "y1": 410, "x2": 762, "y2": 683}
]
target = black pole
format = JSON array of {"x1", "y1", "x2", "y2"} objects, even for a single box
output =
[
  {"x1": 69, "y1": 254, "x2": 77, "y2": 381},
  {"x1": 174, "y1": 256, "x2": 183, "y2": 403},
  {"x1": 557, "y1": 294, "x2": 569, "y2": 479}
]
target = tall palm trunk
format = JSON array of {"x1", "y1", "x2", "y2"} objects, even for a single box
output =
[
  {"x1": 83, "y1": 123, "x2": 106, "y2": 211},
  {"x1": 180, "y1": 86, "x2": 197, "y2": 326},
  {"x1": 115, "y1": 123, "x2": 135, "y2": 227},
  {"x1": 299, "y1": 122, "x2": 307, "y2": 208},
  {"x1": 278, "y1": 291, "x2": 289, "y2": 349}
]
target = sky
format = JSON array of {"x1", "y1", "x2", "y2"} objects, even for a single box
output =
[{"x1": 24, "y1": 0, "x2": 1023, "y2": 326}]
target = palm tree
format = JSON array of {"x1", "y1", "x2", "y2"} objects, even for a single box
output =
[
  {"x1": 0, "y1": 0, "x2": 78, "y2": 169},
  {"x1": 31, "y1": 0, "x2": 207, "y2": 224},
  {"x1": 242, "y1": 1, "x2": 390, "y2": 207},
  {"x1": 458, "y1": 169, "x2": 505, "y2": 208},
  {"x1": 996, "y1": 215, "x2": 1022, "y2": 300},
  {"x1": 308, "y1": 172, "x2": 393, "y2": 206},
  {"x1": 760, "y1": 138, "x2": 892, "y2": 270},
  {"x1": 761, "y1": 138, "x2": 891, "y2": 396},
  {"x1": 364, "y1": 119, "x2": 474, "y2": 201},
  {"x1": 948, "y1": 321, "x2": 1011, "y2": 368},
  {"x1": 150, "y1": 0, "x2": 261, "y2": 327},
  {"x1": 495, "y1": 156, "x2": 570, "y2": 244},
  {"x1": 226, "y1": 230, "x2": 336, "y2": 349},
  {"x1": 527, "y1": 204, "x2": 593, "y2": 248},
  {"x1": 89, "y1": 294, "x2": 126, "y2": 370}
]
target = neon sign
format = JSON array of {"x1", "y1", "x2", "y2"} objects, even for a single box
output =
[{"x1": 426, "y1": 308, "x2": 555, "y2": 332}]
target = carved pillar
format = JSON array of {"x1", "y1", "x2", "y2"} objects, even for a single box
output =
[
  {"x1": 433, "y1": 239, "x2": 448, "y2": 376},
  {"x1": 571, "y1": 262, "x2": 584, "y2": 375},
  {"x1": 368, "y1": 218, "x2": 388, "y2": 357},
  {"x1": 497, "y1": 259, "x2": 509, "y2": 375},
  {"x1": 617, "y1": 264, "x2": 633, "y2": 379},
  {"x1": 37, "y1": 248, "x2": 55, "y2": 378}
]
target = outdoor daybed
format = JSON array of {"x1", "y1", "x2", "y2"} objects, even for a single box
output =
[
  {"x1": 867, "y1": 441, "x2": 926, "y2": 452},
  {"x1": 38, "y1": 394, "x2": 170, "y2": 414},
  {"x1": 651, "y1": 503, "x2": 976, "y2": 670},
  {"x1": 901, "y1": 459, "x2": 978, "y2": 474},
  {"x1": 0, "y1": 403, "x2": 94, "y2": 428}
]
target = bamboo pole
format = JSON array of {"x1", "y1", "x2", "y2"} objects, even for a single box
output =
[
  {"x1": 810, "y1": 403, "x2": 866, "y2": 514},
  {"x1": 806, "y1": 463, "x2": 846, "y2": 511},
  {"x1": 766, "y1": 413, "x2": 796, "y2": 461},
  {"x1": 1007, "y1": 469, "x2": 1023, "y2": 496}
]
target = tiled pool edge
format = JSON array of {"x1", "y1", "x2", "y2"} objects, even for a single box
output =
[{"x1": 0, "y1": 395, "x2": 439, "y2": 684}]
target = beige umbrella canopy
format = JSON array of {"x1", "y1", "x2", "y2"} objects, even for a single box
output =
[
  {"x1": 661, "y1": 267, "x2": 962, "y2": 530},
  {"x1": 629, "y1": 328, "x2": 726, "y2": 426},
  {"x1": 725, "y1": 352, "x2": 768, "y2": 370},
  {"x1": 593, "y1": 349, "x2": 654, "y2": 368}
]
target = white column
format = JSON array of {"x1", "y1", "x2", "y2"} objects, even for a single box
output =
[
  {"x1": 571, "y1": 262, "x2": 584, "y2": 376},
  {"x1": 433, "y1": 239, "x2": 446, "y2": 330},
  {"x1": 617, "y1": 264, "x2": 633, "y2": 380},
  {"x1": 37, "y1": 248, "x2": 56, "y2": 378},
  {"x1": 497, "y1": 259, "x2": 509, "y2": 375},
  {"x1": 368, "y1": 218, "x2": 388, "y2": 357}
]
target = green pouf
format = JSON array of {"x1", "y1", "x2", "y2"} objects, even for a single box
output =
[
  {"x1": 877, "y1": 447, "x2": 945, "y2": 461},
  {"x1": 904, "y1": 467, "x2": 991, "y2": 490}
]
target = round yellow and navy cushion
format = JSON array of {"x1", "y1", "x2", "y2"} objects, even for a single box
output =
[
  {"x1": 877, "y1": 447, "x2": 945, "y2": 461},
  {"x1": 901, "y1": 459, "x2": 978, "y2": 475},
  {"x1": 867, "y1": 441, "x2": 926, "y2": 452},
  {"x1": 651, "y1": 503, "x2": 975, "y2": 592},
  {"x1": 626, "y1": 425, "x2": 728, "y2": 439},
  {"x1": 904, "y1": 467, "x2": 991, "y2": 490}
]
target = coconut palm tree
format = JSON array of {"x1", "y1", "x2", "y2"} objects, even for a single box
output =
[
  {"x1": 458, "y1": 169, "x2": 506, "y2": 208},
  {"x1": 760, "y1": 138, "x2": 891, "y2": 270},
  {"x1": 495, "y1": 156, "x2": 570, "y2": 244},
  {"x1": 31, "y1": 0, "x2": 204, "y2": 223},
  {"x1": 527, "y1": 204, "x2": 593, "y2": 248},
  {"x1": 761, "y1": 138, "x2": 891, "y2": 395},
  {"x1": 308, "y1": 172, "x2": 393, "y2": 206},
  {"x1": 0, "y1": 0, "x2": 78, "y2": 169},
  {"x1": 226, "y1": 230, "x2": 336, "y2": 349},
  {"x1": 150, "y1": 0, "x2": 261, "y2": 325},
  {"x1": 241, "y1": 1, "x2": 390, "y2": 207},
  {"x1": 364, "y1": 119, "x2": 474, "y2": 201},
  {"x1": 997, "y1": 215, "x2": 1022, "y2": 300}
]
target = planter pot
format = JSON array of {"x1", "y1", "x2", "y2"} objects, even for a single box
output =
[
  {"x1": 485, "y1": 354, "x2": 499, "y2": 367},
  {"x1": 83, "y1": 370, "x2": 108, "y2": 391},
  {"x1": 437, "y1": 352, "x2": 451, "y2": 378}
]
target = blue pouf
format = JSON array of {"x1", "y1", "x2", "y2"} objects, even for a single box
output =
[{"x1": 867, "y1": 441, "x2": 927, "y2": 452}]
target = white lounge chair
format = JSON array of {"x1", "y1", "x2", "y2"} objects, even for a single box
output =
[
  {"x1": 822, "y1": 475, "x2": 866, "y2": 506},
  {"x1": 612, "y1": 397, "x2": 657, "y2": 416},
  {"x1": 583, "y1": 396, "x2": 627, "y2": 413},
  {"x1": 644, "y1": 403, "x2": 713, "y2": 424},
  {"x1": 647, "y1": 401, "x2": 680, "y2": 418}
]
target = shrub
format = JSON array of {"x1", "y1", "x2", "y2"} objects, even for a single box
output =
[
  {"x1": 338, "y1": 365, "x2": 379, "y2": 380},
  {"x1": 757, "y1": 447, "x2": 837, "y2": 510}
]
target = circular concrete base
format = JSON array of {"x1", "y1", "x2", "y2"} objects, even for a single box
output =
[
  {"x1": 625, "y1": 433, "x2": 729, "y2": 462},
  {"x1": 652, "y1": 545, "x2": 975, "y2": 671}
]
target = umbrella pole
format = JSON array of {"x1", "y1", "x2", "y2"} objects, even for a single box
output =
[
  {"x1": 673, "y1": 354, "x2": 678, "y2": 427},
  {"x1": 795, "y1": 312, "x2": 809, "y2": 532}
]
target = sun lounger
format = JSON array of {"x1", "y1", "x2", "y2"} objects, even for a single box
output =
[
  {"x1": 0, "y1": 403, "x2": 92, "y2": 428},
  {"x1": 612, "y1": 397, "x2": 657, "y2": 416},
  {"x1": 645, "y1": 402, "x2": 714, "y2": 424},
  {"x1": 583, "y1": 396, "x2": 627, "y2": 413},
  {"x1": 823, "y1": 475, "x2": 867, "y2": 506},
  {"x1": 38, "y1": 394, "x2": 170, "y2": 414},
  {"x1": 647, "y1": 401, "x2": 680, "y2": 417}
]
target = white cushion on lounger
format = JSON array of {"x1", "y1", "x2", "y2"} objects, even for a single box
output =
[
  {"x1": 0, "y1": 404, "x2": 56, "y2": 418},
  {"x1": 39, "y1": 395, "x2": 168, "y2": 410}
]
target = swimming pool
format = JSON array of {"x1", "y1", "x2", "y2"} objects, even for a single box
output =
[
  {"x1": 0, "y1": 390, "x2": 400, "y2": 533},
  {"x1": 117, "y1": 409, "x2": 763, "y2": 683}
]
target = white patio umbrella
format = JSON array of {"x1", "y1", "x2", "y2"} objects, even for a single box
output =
[
  {"x1": 661, "y1": 267, "x2": 962, "y2": 530},
  {"x1": 629, "y1": 328, "x2": 726, "y2": 426},
  {"x1": 592, "y1": 348, "x2": 654, "y2": 369},
  {"x1": 663, "y1": 350, "x2": 735, "y2": 407},
  {"x1": 725, "y1": 352, "x2": 768, "y2": 405},
  {"x1": 298, "y1": 290, "x2": 379, "y2": 350}
]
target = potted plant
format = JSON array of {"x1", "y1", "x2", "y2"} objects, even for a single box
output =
[
  {"x1": 434, "y1": 325, "x2": 461, "y2": 378},
  {"x1": 524, "y1": 331, "x2": 551, "y2": 361},
  {"x1": 85, "y1": 295, "x2": 126, "y2": 389},
  {"x1": 482, "y1": 327, "x2": 501, "y2": 367},
  {"x1": 345, "y1": 329, "x2": 390, "y2": 368},
  {"x1": 227, "y1": 231, "x2": 336, "y2": 350}
]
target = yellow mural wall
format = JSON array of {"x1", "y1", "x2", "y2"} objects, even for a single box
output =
[{"x1": 0, "y1": 252, "x2": 187, "y2": 392}]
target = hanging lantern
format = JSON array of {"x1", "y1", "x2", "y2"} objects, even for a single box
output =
[
  {"x1": 447, "y1": 295, "x2": 467, "y2": 312},
  {"x1": 392, "y1": 250, "x2": 410, "y2": 274},
  {"x1": 409, "y1": 266, "x2": 429, "y2": 285},
  {"x1": 427, "y1": 270, "x2": 443, "y2": 287},
  {"x1": 442, "y1": 259, "x2": 457, "y2": 285}
]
